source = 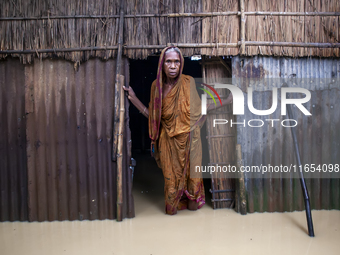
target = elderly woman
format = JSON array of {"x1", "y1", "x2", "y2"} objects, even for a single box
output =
[{"x1": 124, "y1": 46, "x2": 232, "y2": 215}]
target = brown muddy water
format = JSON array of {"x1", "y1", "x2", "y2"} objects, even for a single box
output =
[{"x1": 1, "y1": 153, "x2": 339, "y2": 255}]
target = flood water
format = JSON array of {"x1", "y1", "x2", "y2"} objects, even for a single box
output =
[{"x1": 1, "y1": 153, "x2": 339, "y2": 255}]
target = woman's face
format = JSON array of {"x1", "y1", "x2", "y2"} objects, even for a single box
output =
[{"x1": 163, "y1": 51, "x2": 181, "y2": 80}]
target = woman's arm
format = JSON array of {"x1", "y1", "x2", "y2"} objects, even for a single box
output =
[
  {"x1": 123, "y1": 86, "x2": 149, "y2": 118},
  {"x1": 206, "y1": 92, "x2": 233, "y2": 112}
]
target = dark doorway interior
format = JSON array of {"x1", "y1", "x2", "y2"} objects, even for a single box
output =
[{"x1": 128, "y1": 56, "x2": 212, "y2": 212}]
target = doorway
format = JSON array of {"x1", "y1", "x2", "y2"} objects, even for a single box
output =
[{"x1": 128, "y1": 55, "x2": 212, "y2": 213}]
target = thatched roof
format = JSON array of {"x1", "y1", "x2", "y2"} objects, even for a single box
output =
[
  {"x1": 123, "y1": 0, "x2": 203, "y2": 59},
  {"x1": 242, "y1": 0, "x2": 340, "y2": 57},
  {"x1": 0, "y1": 0, "x2": 339, "y2": 64},
  {"x1": 0, "y1": 0, "x2": 121, "y2": 63}
]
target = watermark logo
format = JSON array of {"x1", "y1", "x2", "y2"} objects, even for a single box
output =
[
  {"x1": 192, "y1": 78, "x2": 339, "y2": 180},
  {"x1": 199, "y1": 83, "x2": 222, "y2": 107},
  {"x1": 200, "y1": 83, "x2": 312, "y2": 128},
  {"x1": 201, "y1": 84, "x2": 312, "y2": 116}
]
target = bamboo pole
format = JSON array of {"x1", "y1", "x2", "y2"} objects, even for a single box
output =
[
  {"x1": 116, "y1": 75, "x2": 125, "y2": 222},
  {"x1": 244, "y1": 41, "x2": 340, "y2": 48},
  {"x1": 244, "y1": 11, "x2": 340, "y2": 16},
  {"x1": 244, "y1": 12, "x2": 340, "y2": 16},
  {"x1": 0, "y1": 14, "x2": 167, "y2": 20},
  {"x1": 240, "y1": 0, "x2": 246, "y2": 55},
  {"x1": 1, "y1": 41, "x2": 339, "y2": 56},
  {"x1": 124, "y1": 59, "x2": 135, "y2": 218},
  {"x1": 113, "y1": 0, "x2": 125, "y2": 222},
  {"x1": 167, "y1": 12, "x2": 239, "y2": 17},
  {"x1": 166, "y1": 43, "x2": 238, "y2": 48},
  {"x1": 1, "y1": 12, "x2": 339, "y2": 20},
  {"x1": 236, "y1": 144, "x2": 247, "y2": 215},
  {"x1": 0, "y1": 47, "x2": 118, "y2": 54},
  {"x1": 124, "y1": 45, "x2": 166, "y2": 49},
  {"x1": 0, "y1": 15, "x2": 120, "y2": 20},
  {"x1": 112, "y1": 0, "x2": 125, "y2": 162}
]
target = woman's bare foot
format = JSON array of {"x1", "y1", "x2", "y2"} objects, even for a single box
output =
[{"x1": 188, "y1": 200, "x2": 198, "y2": 211}]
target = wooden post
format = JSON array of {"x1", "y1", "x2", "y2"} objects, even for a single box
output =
[
  {"x1": 116, "y1": 75, "x2": 125, "y2": 222},
  {"x1": 236, "y1": 144, "x2": 247, "y2": 215},
  {"x1": 113, "y1": 0, "x2": 126, "y2": 222},
  {"x1": 112, "y1": 0, "x2": 125, "y2": 162},
  {"x1": 240, "y1": 0, "x2": 246, "y2": 55},
  {"x1": 124, "y1": 59, "x2": 135, "y2": 218}
]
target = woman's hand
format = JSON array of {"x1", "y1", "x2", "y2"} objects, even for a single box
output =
[
  {"x1": 122, "y1": 85, "x2": 149, "y2": 119},
  {"x1": 123, "y1": 86, "x2": 136, "y2": 101}
]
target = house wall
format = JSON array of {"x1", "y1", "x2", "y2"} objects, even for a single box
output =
[
  {"x1": 0, "y1": 57, "x2": 134, "y2": 221},
  {"x1": 232, "y1": 55, "x2": 340, "y2": 212},
  {"x1": 0, "y1": 58, "x2": 28, "y2": 221}
]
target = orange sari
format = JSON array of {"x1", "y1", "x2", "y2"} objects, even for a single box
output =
[{"x1": 148, "y1": 47, "x2": 205, "y2": 215}]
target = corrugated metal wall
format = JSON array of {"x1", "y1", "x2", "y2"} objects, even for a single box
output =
[
  {"x1": 0, "y1": 57, "x2": 134, "y2": 222},
  {"x1": 25, "y1": 57, "x2": 133, "y2": 221},
  {"x1": 232, "y1": 56, "x2": 340, "y2": 213},
  {"x1": 0, "y1": 58, "x2": 28, "y2": 221}
]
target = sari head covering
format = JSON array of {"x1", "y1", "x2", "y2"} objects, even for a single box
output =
[{"x1": 149, "y1": 46, "x2": 184, "y2": 143}]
